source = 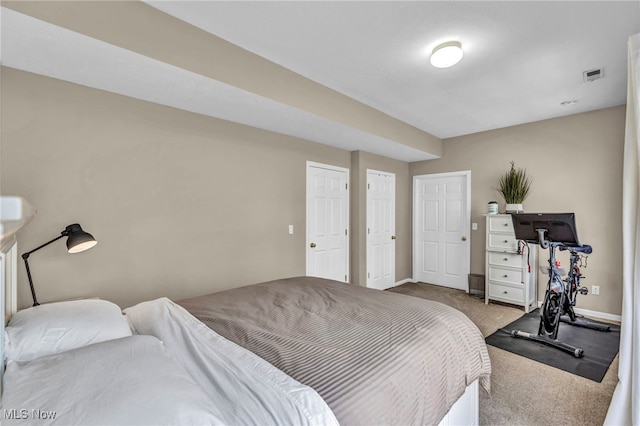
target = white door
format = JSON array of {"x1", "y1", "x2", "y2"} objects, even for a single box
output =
[
  {"x1": 413, "y1": 172, "x2": 470, "y2": 291},
  {"x1": 306, "y1": 162, "x2": 349, "y2": 282},
  {"x1": 367, "y1": 170, "x2": 395, "y2": 290}
]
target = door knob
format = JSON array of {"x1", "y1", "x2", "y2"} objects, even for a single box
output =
[
  {"x1": 461, "y1": 236, "x2": 467, "y2": 241},
  {"x1": 391, "y1": 235, "x2": 396, "y2": 240},
  {"x1": 310, "y1": 242, "x2": 317, "y2": 248}
]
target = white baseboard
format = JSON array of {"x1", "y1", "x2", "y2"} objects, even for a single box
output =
[
  {"x1": 377, "y1": 278, "x2": 413, "y2": 291},
  {"x1": 536, "y1": 301, "x2": 621, "y2": 323},
  {"x1": 395, "y1": 278, "x2": 413, "y2": 286},
  {"x1": 574, "y1": 307, "x2": 621, "y2": 323}
]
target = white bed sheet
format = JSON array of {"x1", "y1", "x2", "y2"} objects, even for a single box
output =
[
  {"x1": 124, "y1": 297, "x2": 339, "y2": 426},
  {"x1": 1, "y1": 335, "x2": 227, "y2": 425}
]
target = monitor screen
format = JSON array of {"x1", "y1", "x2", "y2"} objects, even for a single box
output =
[{"x1": 510, "y1": 213, "x2": 580, "y2": 245}]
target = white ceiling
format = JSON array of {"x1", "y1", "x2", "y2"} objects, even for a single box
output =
[
  {"x1": 148, "y1": 1, "x2": 639, "y2": 139},
  {"x1": 2, "y1": 2, "x2": 639, "y2": 162}
]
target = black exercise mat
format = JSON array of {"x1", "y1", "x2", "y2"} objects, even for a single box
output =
[{"x1": 485, "y1": 309, "x2": 620, "y2": 382}]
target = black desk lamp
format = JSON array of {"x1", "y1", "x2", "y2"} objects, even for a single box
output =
[{"x1": 22, "y1": 223, "x2": 97, "y2": 306}]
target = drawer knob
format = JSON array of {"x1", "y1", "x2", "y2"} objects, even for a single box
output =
[
  {"x1": 504, "y1": 223, "x2": 508, "y2": 226},
  {"x1": 504, "y1": 258, "x2": 509, "y2": 261},
  {"x1": 503, "y1": 274, "x2": 508, "y2": 278},
  {"x1": 504, "y1": 240, "x2": 509, "y2": 243},
  {"x1": 503, "y1": 291, "x2": 508, "y2": 294}
]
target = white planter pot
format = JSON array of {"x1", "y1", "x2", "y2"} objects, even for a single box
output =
[{"x1": 505, "y1": 203, "x2": 523, "y2": 213}]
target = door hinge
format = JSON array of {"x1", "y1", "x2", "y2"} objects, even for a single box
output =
[
  {"x1": 345, "y1": 275, "x2": 347, "y2": 282},
  {"x1": 345, "y1": 183, "x2": 348, "y2": 190},
  {"x1": 368, "y1": 272, "x2": 371, "y2": 278},
  {"x1": 367, "y1": 183, "x2": 370, "y2": 190},
  {"x1": 367, "y1": 228, "x2": 370, "y2": 234},
  {"x1": 345, "y1": 229, "x2": 348, "y2": 236}
]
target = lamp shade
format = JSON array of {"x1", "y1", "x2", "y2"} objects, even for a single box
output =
[{"x1": 65, "y1": 223, "x2": 98, "y2": 253}]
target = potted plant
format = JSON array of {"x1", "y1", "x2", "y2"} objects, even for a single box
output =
[{"x1": 497, "y1": 161, "x2": 532, "y2": 213}]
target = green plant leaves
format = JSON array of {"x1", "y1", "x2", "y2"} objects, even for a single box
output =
[{"x1": 498, "y1": 161, "x2": 532, "y2": 203}]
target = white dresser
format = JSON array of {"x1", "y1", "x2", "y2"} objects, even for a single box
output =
[{"x1": 485, "y1": 214, "x2": 537, "y2": 312}]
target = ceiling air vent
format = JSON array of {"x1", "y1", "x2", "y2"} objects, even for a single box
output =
[{"x1": 583, "y1": 68, "x2": 604, "y2": 82}]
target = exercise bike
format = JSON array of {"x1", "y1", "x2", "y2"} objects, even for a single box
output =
[
  {"x1": 555, "y1": 244, "x2": 610, "y2": 332},
  {"x1": 508, "y1": 213, "x2": 610, "y2": 358}
]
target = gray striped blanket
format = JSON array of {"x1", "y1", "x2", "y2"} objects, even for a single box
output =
[{"x1": 179, "y1": 277, "x2": 491, "y2": 425}]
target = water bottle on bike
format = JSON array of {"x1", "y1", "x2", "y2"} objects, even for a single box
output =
[{"x1": 550, "y1": 261, "x2": 565, "y2": 294}]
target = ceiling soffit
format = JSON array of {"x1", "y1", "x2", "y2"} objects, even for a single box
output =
[{"x1": 1, "y1": 1, "x2": 442, "y2": 162}]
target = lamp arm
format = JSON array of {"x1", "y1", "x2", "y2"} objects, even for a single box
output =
[
  {"x1": 22, "y1": 234, "x2": 66, "y2": 258},
  {"x1": 21, "y1": 233, "x2": 65, "y2": 307},
  {"x1": 22, "y1": 256, "x2": 40, "y2": 306}
]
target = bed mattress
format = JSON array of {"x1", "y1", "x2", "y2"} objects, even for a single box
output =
[{"x1": 179, "y1": 276, "x2": 491, "y2": 425}]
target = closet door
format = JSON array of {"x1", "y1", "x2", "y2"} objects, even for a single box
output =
[
  {"x1": 413, "y1": 172, "x2": 470, "y2": 291},
  {"x1": 367, "y1": 170, "x2": 395, "y2": 290},
  {"x1": 306, "y1": 162, "x2": 349, "y2": 282}
]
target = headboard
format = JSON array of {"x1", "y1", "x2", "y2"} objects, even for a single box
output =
[
  {"x1": 1, "y1": 236, "x2": 19, "y2": 396},
  {"x1": 1, "y1": 196, "x2": 35, "y2": 396}
]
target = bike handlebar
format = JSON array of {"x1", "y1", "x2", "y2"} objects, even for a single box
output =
[
  {"x1": 528, "y1": 229, "x2": 592, "y2": 254},
  {"x1": 559, "y1": 244, "x2": 592, "y2": 254}
]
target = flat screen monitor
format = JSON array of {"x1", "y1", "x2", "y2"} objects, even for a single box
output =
[{"x1": 510, "y1": 213, "x2": 580, "y2": 245}]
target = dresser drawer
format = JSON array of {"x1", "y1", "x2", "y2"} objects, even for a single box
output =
[
  {"x1": 485, "y1": 214, "x2": 537, "y2": 312},
  {"x1": 488, "y1": 282, "x2": 525, "y2": 304},
  {"x1": 488, "y1": 251, "x2": 522, "y2": 268},
  {"x1": 487, "y1": 234, "x2": 518, "y2": 251},
  {"x1": 488, "y1": 216, "x2": 514, "y2": 233},
  {"x1": 488, "y1": 265, "x2": 523, "y2": 285}
]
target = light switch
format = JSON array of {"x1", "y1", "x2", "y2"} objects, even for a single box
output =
[
  {"x1": 472, "y1": 223, "x2": 478, "y2": 231},
  {"x1": 288, "y1": 225, "x2": 294, "y2": 235}
]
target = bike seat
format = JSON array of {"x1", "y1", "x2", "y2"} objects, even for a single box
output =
[{"x1": 560, "y1": 244, "x2": 592, "y2": 254}]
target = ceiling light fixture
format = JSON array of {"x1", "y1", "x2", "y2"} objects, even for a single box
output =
[{"x1": 430, "y1": 41, "x2": 464, "y2": 68}]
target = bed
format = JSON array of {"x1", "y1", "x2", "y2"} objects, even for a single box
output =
[
  {"x1": 176, "y1": 276, "x2": 491, "y2": 425},
  {"x1": 0, "y1": 237, "x2": 338, "y2": 425},
  {"x1": 1, "y1": 232, "x2": 491, "y2": 425}
]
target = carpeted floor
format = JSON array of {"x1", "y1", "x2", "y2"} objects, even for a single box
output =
[{"x1": 387, "y1": 282, "x2": 618, "y2": 426}]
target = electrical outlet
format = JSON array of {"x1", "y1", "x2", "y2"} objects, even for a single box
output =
[
  {"x1": 472, "y1": 223, "x2": 478, "y2": 231},
  {"x1": 592, "y1": 285, "x2": 600, "y2": 296}
]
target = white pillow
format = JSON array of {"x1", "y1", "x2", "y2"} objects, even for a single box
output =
[{"x1": 5, "y1": 299, "x2": 132, "y2": 363}]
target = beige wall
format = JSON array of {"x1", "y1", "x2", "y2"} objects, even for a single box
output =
[
  {"x1": 410, "y1": 106, "x2": 626, "y2": 316},
  {"x1": 1, "y1": 66, "x2": 625, "y2": 316},
  {"x1": 2, "y1": 68, "x2": 361, "y2": 309}
]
